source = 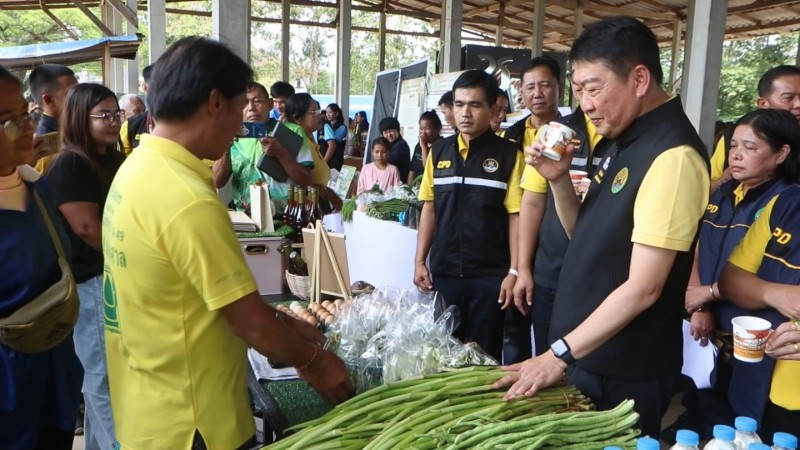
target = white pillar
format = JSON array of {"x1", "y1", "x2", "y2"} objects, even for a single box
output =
[
  {"x1": 531, "y1": 0, "x2": 545, "y2": 56},
  {"x1": 680, "y1": 0, "x2": 727, "y2": 154},
  {"x1": 441, "y1": 0, "x2": 462, "y2": 72},
  {"x1": 112, "y1": 8, "x2": 125, "y2": 92},
  {"x1": 281, "y1": 0, "x2": 290, "y2": 82},
  {"x1": 125, "y1": 0, "x2": 139, "y2": 94},
  {"x1": 336, "y1": 0, "x2": 352, "y2": 117},
  {"x1": 378, "y1": 3, "x2": 387, "y2": 72},
  {"x1": 147, "y1": 0, "x2": 166, "y2": 64},
  {"x1": 212, "y1": 0, "x2": 250, "y2": 63}
]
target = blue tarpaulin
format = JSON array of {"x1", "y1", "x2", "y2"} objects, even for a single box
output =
[{"x1": 0, "y1": 35, "x2": 140, "y2": 71}]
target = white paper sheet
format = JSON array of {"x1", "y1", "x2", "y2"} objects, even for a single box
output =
[
  {"x1": 681, "y1": 319, "x2": 718, "y2": 389},
  {"x1": 247, "y1": 348, "x2": 298, "y2": 381}
]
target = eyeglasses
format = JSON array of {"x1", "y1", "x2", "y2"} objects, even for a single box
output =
[
  {"x1": 307, "y1": 109, "x2": 324, "y2": 116},
  {"x1": 89, "y1": 111, "x2": 124, "y2": 124},
  {"x1": 2, "y1": 113, "x2": 32, "y2": 141}
]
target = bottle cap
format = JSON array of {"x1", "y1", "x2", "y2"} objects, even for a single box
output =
[
  {"x1": 676, "y1": 429, "x2": 699, "y2": 446},
  {"x1": 603, "y1": 447, "x2": 623, "y2": 450},
  {"x1": 713, "y1": 425, "x2": 735, "y2": 441},
  {"x1": 735, "y1": 416, "x2": 758, "y2": 432},
  {"x1": 748, "y1": 444, "x2": 770, "y2": 450},
  {"x1": 636, "y1": 436, "x2": 660, "y2": 450},
  {"x1": 774, "y1": 432, "x2": 799, "y2": 449}
]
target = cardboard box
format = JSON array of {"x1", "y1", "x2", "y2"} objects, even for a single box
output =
[{"x1": 239, "y1": 236, "x2": 285, "y2": 296}]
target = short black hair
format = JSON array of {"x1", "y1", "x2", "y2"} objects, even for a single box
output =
[
  {"x1": 379, "y1": 117, "x2": 401, "y2": 133},
  {"x1": 28, "y1": 64, "x2": 75, "y2": 103},
  {"x1": 521, "y1": 56, "x2": 561, "y2": 83},
  {"x1": 148, "y1": 37, "x2": 252, "y2": 121},
  {"x1": 142, "y1": 64, "x2": 154, "y2": 83},
  {"x1": 247, "y1": 81, "x2": 269, "y2": 98},
  {"x1": 736, "y1": 108, "x2": 800, "y2": 183},
  {"x1": 285, "y1": 93, "x2": 317, "y2": 123},
  {"x1": 757, "y1": 65, "x2": 800, "y2": 97},
  {"x1": 570, "y1": 16, "x2": 663, "y2": 86},
  {"x1": 438, "y1": 90, "x2": 454, "y2": 107},
  {"x1": 419, "y1": 110, "x2": 442, "y2": 129},
  {"x1": 270, "y1": 81, "x2": 295, "y2": 99},
  {"x1": 452, "y1": 70, "x2": 499, "y2": 106},
  {"x1": 496, "y1": 88, "x2": 509, "y2": 102},
  {"x1": 0, "y1": 65, "x2": 21, "y2": 87}
]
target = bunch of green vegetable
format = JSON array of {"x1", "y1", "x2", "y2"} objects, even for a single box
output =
[
  {"x1": 265, "y1": 366, "x2": 639, "y2": 450},
  {"x1": 341, "y1": 198, "x2": 357, "y2": 223},
  {"x1": 365, "y1": 198, "x2": 409, "y2": 221}
]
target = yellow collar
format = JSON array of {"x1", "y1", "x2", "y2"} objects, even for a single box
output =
[{"x1": 137, "y1": 134, "x2": 213, "y2": 182}]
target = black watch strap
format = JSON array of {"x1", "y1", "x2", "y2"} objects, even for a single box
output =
[{"x1": 551, "y1": 338, "x2": 576, "y2": 366}]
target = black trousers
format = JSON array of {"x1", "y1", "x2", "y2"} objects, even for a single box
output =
[
  {"x1": 503, "y1": 307, "x2": 531, "y2": 364},
  {"x1": 34, "y1": 427, "x2": 74, "y2": 450},
  {"x1": 762, "y1": 400, "x2": 800, "y2": 438},
  {"x1": 531, "y1": 282, "x2": 558, "y2": 356},
  {"x1": 192, "y1": 431, "x2": 257, "y2": 450},
  {"x1": 434, "y1": 275, "x2": 506, "y2": 362},
  {"x1": 568, "y1": 365, "x2": 677, "y2": 438}
]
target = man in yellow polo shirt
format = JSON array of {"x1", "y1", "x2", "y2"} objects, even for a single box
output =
[
  {"x1": 496, "y1": 17, "x2": 709, "y2": 437},
  {"x1": 710, "y1": 65, "x2": 800, "y2": 193},
  {"x1": 413, "y1": 70, "x2": 524, "y2": 363},
  {"x1": 102, "y1": 37, "x2": 353, "y2": 450},
  {"x1": 719, "y1": 184, "x2": 800, "y2": 437}
]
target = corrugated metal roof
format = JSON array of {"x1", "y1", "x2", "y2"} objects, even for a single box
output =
[{"x1": 2, "y1": 0, "x2": 799, "y2": 51}]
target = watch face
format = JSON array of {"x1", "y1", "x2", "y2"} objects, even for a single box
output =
[{"x1": 551, "y1": 339, "x2": 568, "y2": 357}]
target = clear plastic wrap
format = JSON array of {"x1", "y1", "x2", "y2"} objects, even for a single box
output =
[{"x1": 324, "y1": 287, "x2": 498, "y2": 393}]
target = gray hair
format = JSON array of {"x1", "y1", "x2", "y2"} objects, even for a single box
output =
[{"x1": 118, "y1": 93, "x2": 143, "y2": 110}]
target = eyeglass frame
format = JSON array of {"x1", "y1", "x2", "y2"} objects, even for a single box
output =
[
  {"x1": 2, "y1": 112, "x2": 33, "y2": 141},
  {"x1": 89, "y1": 111, "x2": 124, "y2": 124}
]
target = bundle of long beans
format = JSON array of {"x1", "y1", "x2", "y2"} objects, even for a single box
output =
[{"x1": 264, "y1": 366, "x2": 639, "y2": 450}]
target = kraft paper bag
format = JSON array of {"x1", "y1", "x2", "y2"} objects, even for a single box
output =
[{"x1": 249, "y1": 182, "x2": 275, "y2": 233}]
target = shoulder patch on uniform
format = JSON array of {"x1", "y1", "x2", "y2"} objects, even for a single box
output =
[
  {"x1": 611, "y1": 167, "x2": 629, "y2": 194},
  {"x1": 482, "y1": 158, "x2": 499, "y2": 173}
]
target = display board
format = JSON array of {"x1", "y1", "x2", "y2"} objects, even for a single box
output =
[
  {"x1": 426, "y1": 71, "x2": 464, "y2": 137},
  {"x1": 395, "y1": 77, "x2": 426, "y2": 156}
]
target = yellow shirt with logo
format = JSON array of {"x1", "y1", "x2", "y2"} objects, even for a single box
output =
[
  {"x1": 102, "y1": 134, "x2": 258, "y2": 449},
  {"x1": 727, "y1": 195, "x2": 800, "y2": 410},
  {"x1": 631, "y1": 146, "x2": 710, "y2": 251},
  {"x1": 419, "y1": 133, "x2": 524, "y2": 213}
]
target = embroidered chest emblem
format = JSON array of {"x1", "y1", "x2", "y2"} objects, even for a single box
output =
[
  {"x1": 483, "y1": 158, "x2": 499, "y2": 173},
  {"x1": 611, "y1": 167, "x2": 629, "y2": 194}
]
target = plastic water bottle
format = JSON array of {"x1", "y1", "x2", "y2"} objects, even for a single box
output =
[
  {"x1": 750, "y1": 444, "x2": 771, "y2": 450},
  {"x1": 734, "y1": 417, "x2": 762, "y2": 449},
  {"x1": 670, "y1": 429, "x2": 701, "y2": 450},
  {"x1": 773, "y1": 432, "x2": 799, "y2": 450},
  {"x1": 638, "y1": 437, "x2": 661, "y2": 450},
  {"x1": 704, "y1": 425, "x2": 737, "y2": 450}
]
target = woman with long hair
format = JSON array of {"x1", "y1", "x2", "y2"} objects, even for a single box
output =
[
  {"x1": 0, "y1": 65, "x2": 82, "y2": 449},
  {"x1": 321, "y1": 103, "x2": 347, "y2": 171},
  {"x1": 45, "y1": 83, "x2": 125, "y2": 450}
]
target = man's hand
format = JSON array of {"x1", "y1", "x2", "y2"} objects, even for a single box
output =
[
  {"x1": 765, "y1": 320, "x2": 800, "y2": 360},
  {"x1": 261, "y1": 136, "x2": 288, "y2": 159},
  {"x1": 414, "y1": 262, "x2": 433, "y2": 291},
  {"x1": 492, "y1": 351, "x2": 567, "y2": 400},
  {"x1": 524, "y1": 141, "x2": 573, "y2": 182},
  {"x1": 498, "y1": 274, "x2": 516, "y2": 310},
  {"x1": 690, "y1": 310, "x2": 714, "y2": 347},
  {"x1": 512, "y1": 269, "x2": 534, "y2": 315},
  {"x1": 298, "y1": 348, "x2": 356, "y2": 404},
  {"x1": 685, "y1": 285, "x2": 713, "y2": 314}
]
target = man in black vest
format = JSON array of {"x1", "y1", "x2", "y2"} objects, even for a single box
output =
[
  {"x1": 495, "y1": 16, "x2": 710, "y2": 437},
  {"x1": 414, "y1": 70, "x2": 525, "y2": 362}
]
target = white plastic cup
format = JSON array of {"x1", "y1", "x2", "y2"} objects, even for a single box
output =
[
  {"x1": 539, "y1": 122, "x2": 577, "y2": 161},
  {"x1": 731, "y1": 316, "x2": 772, "y2": 362}
]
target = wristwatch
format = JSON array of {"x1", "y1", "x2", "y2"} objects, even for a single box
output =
[{"x1": 550, "y1": 338, "x2": 576, "y2": 366}]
